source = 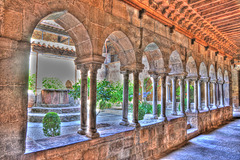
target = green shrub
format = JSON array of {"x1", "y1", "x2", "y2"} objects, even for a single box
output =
[
  {"x1": 42, "y1": 112, "x2": 61, "y2": 137},
  {"x1": 129, "y1": 101, "x2": 154, "y2": 120},
  {"x1": 157, "y1": 104, "x2": 161, "y2": 116},
  {"x1": 97, "y1": 79, "x2": 113, "y2": 110},
  {"x1": 42, "y1": 77, "x2": 65, "y2": 90},
  {"x1": 28, "y1": 73, "x2": 36, "y2": 94},
  {"x1": 110, "y1": 81, "x2": 123, "y2": 105},
  {"x1": 68, "y1": 78, "x2": 90, "y2": 100}
]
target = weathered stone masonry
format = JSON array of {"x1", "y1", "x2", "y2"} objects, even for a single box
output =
[{"x1": 0, "y1": 0, "x2": 234, "y2": 159}]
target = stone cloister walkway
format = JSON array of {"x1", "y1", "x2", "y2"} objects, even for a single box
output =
[{"x1": 160, "y1": 112, "x2": 240, "y2": 160}]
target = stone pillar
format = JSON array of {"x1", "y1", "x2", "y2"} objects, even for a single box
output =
[
  {"x1": 151, "y1": 74, "x2": 159, "y2": 119},
  {"x1": 193, "y1": 79, "x2": 199, "y2": 113},
  {"x1": 216, "y1": 83, "x2": 219, "y2": 106},
  {"x1": 208, "y1": 81, "x2": 211, "y2": 107},
  {"x1": 159, "y1": 75, "x2": 167, "y2": 121},
  {"x1": 171, "y1": 76, "x2": 177, "y2": 115},
  {"x1": 78, "y1": 65, "x2": 88, "y2": 135},
  {"x1": 86, "y1": 63, "x2": 101, "y2": 138},
  {"x1": 219, "y1": 83, "x2": 224, "y2": 107},
  {"x1": 222, "y1": 82, "x2": 225, "y2": 106},
  {"x1": 198, "y1": 80, "x2": 203, "y2": 110},
  {"x1": 132, "y1": 71, "x2": 141, "y2": 127},
  {"x1": 204, "y1": 81, "x2": 210, "y2": 111},
  {"x1": 212, "y1": 82, "x2": 217, "y2": 109},
  {"x1": 120, "y1": 71, "x2": 129, "y2": 126},
  {"x1": 0, "y1": 39, "x2": 31, "y2": 157},
  {"x1": 179, "y1": 77, "x2": 186, "y2": 116},
  {"x1": 166, "y1": 82, "x2": 171, "y2": 102},
  {"x1": 185, "y1": 79, "x2": 191, "y2": 113}
]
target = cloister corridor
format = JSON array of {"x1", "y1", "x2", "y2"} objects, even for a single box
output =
[{"x1": 160, "y1": 112, "x2": 240, "y2": 160}]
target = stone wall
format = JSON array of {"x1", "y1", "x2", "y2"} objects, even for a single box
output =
[{"x1": 22, "y1": 117, "x2": 187, "y2": 160}]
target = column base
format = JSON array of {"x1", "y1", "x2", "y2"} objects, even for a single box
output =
[
  {"x1": 185, "y1": 109, "x2": 192, "y2": 113},
  {"x1": 77, "y1": 129, "x2": 86, "y2": 135},
  {"x1": 158, "y1": 116, "x2": 167, "y2": 121},
  {"x1": 86, "y1": 131, "x2": 100, "y2": 139},
  {"x1": 193, "y1": 109, "x2": 199, "y2": 113},
  {"x1": 204, "y1": 107, "x2": 210, "y2": 111},
  {"x1": 179, "y1": 112, "x2": 186, "y2": 117},
  {"x1": 211, "y1": 105, "x2": 218, "y2": 109},
  {"x1": 129, "y1": 122, "x2": 141, "y2": 128},
  {"x1": 119, "y1": 120, "x2": 129, "y2": 126},
  {"x1": 171, "y1": 111, "x2": 177, "y2": 116},
  {"x1": 150, "y1": 114, "x2": 158, "y2": 119}
]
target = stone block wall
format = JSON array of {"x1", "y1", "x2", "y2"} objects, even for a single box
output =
[{"x1": 22, "y1": 117, "x2": 187, "y2": 160}]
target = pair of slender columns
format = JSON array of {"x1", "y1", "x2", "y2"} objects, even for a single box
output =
[
  {"x1": 151, "y1": 74, "x2": 167, "y2": 120},
  {"x1": 185, "y1": 79, "x2": 200, "y2": 113},
  {"x1": 166, "y1": 82, "x2": 171, "y2": 102},
  {"x1": 219, "y1": 82, "x2": 224, "y2": 107},
  {"x1": 197, "y1": 79, "x2": 210, "y2": 111},
  {"x1": 78, "y1": 63, "x2": 101, "y2": 138},
  {"x1": 212, "y1": 82, "x2": 217, "y2": 109},
  {"x1": 120, "y1": 70, "x2": 141, "y2": 127},
  {"x1": 171, "y1": 76, "x2": 185, "y2": 116}
]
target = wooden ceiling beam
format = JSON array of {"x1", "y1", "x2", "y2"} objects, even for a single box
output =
[
  {"x1": 203, "y1": 6, "x2": 240, "y2": 19},
  {"x1": 200, "y1": 3, "x2": 240, "y2": 17},
  {"x1": 217, "y1": 23, "x2": 240, "y2": 29},
  {"x1": 206, "y1": 10, "x2": 240, "y2": 21},
  {"x1": 211, "y1": 17, "x2": 240, "y2": 26},
  {"x1": 191, "y1": 0, "x2": 219, "y2": 8},
  {"x1": 219, "y1": 27, "x2": 240, "y2": 32},
  {"x1": 197, "y1": 0, "x2": 236, "y2": 12}
]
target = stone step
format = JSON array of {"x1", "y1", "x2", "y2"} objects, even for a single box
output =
[
  {"x1": 40, "y1": 104, "x2": 70, "y2": 108},
  {"x1": 28, "y1": 113, "x2": 80, "y2": 122},
  {"x1": 29, "y1": 106, "x2": 80, "y2": 114}
]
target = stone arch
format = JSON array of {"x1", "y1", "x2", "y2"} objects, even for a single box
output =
[
  {"x1": 144, "y1": 42, "x2": 165, "y2": 74},
  {"x1": 186, "y1": 56, "x2": 198, "y2": 77},
  {"x1": 217, "y1": 68, "x2": 223, "y2": 83},
  {"x1": 199, "y1": 62, "x2": 208, "y2": 78},
  {"x1": 169, "y1": 50, "x2": 184, "y2": 75},
  {"x1": 102, "y1": 31, "x2": 137, "y2": 70},
  {"x1": 209, "y1": 64, "x2": 216, "y2": 81},
  {"x1": 28, "y1": 11, "x2": 92, "y2": 59}
]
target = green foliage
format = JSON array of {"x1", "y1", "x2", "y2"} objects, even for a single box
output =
[
  {"x1": 42, "y1": 112, "x2": 61, "y2": 137},
  {"x1": 28, "y1": 73, "x2": 36, "y2": 93},
  {"x1": 110, "y1": 82, "x2": 123, "y2": 104},
  {"x1": 68, "y1": 77, "x2": 90, "y2": 100},
  {"x1": 97, "y1": 79, "x2": 113, "y2": 110},
  {"x1": 176, "y1": 85, "x2": 194, "y2": 102},
  {"x1": 129, "y1": 101, "x2": 161, "y2": 120},
  {"x1": 178, "y1": 98, "x2": 188, "y2": 111},
  {"x1": 128, "y1": 81, "x2": 134, "y2": 102},
  {"x1": 68, "y1": 80, "x2": 81, "y2": 100},
  {"x1": 42, "y1": 77, "x2": 65, "y2": 90}
]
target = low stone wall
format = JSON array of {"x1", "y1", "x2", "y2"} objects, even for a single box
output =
[
  {"x1": 41, "y1": 89, "x2": 69, "y2": 105},
  {"x1": 23, "y1": 117, "x2": 187, "y2": 160},
  {"x1": 187, "y1": 106, "x2": 233, "y2": 134}
]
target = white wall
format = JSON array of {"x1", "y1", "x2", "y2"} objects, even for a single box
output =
[{"x1": 29, "y1": 52, "x2": 80, "y2": 92}]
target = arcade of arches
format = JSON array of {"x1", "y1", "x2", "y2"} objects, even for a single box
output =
[{"x1": 0, "y1": 0, "x2": 239, "y2": 160}]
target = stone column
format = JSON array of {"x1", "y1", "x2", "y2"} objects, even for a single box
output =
[
  {"x1": 171, "y1": 76, "x2": 177, "y2": 115},
  {"x1": 212, "y1": 82, "x2": 217, "y2": 109},
  {"x1": 208, "y1": 81, "x2": 211, "y2": 107},
  {"x1": 159, "y1": 75, "x2": 167, "y2": 121},
  {"x1": 193, "y1": 79, "x2": 199, "y2": 113},
  {"x1": 78, "y1": 65, "x2": 88, "y2": 135},
  {"x1": 166, "y1": 81, "x2": 171, "y2": 102},
  {"x1": 216, "y1": 83, "x2": 219, "y2": 106},
  {"x1": 151, "y1": 74, "x2": 159, "y2": 119},
  {"x1": 219, "y1": 83, "x2": 224, "y2": 107},
  {"x1": 120, "y1": 71, "x2": 129, "y2": 126},
  {"x1": 141, "y1": 79, "x2": 146, "y2": 102},
  {"x1": 132, "y1": 71, "x2": 141, "y2": 127},
  {"x1": 185, "y1": 79, "x2": 191, "y2": 113},
  {"x1": 222, "y1": 82, "x2": 225, "y2": 106},
  {"x1": 198, "y1": 80, "x2": 203, "y2": 110},
  {"x1": 179, "y1": 77, "x2": 186, "y2": 116},
  {"x1": 86, "y1": 63, "x2": 101, "y2": 138},
  {"x1": 204, "y1": 81, "x2": 210, "y2": 111}
]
